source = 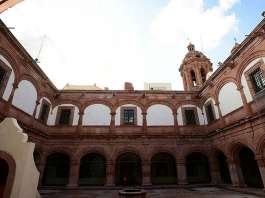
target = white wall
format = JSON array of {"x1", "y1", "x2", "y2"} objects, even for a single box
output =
[
  {"x1": 83, "y1": 104, "x2": 111, "y2": 125},
  {"x1": 12, "y1": 80, "x2": 37, "y2": 115},
  {"x1": 47, "y1": 104, "x2": 79, "y2": 126},
  {"x1": 35, "y1": 97, "x2": 52, "y2": 120},
  {"x1": 177, "y1": 104, "x2": 205, "y2": 126},
  {"x1": 218, "y1": 82, "x2": 243, "y2": 116},
  {"x1": 202, "y1": 98, "x2": 220, "y2": 124},
  {"x1": 0, "y1": 54, "x2": 15, "y2": 101},
  {"x1": 115, "y1": 104, "x2": 143, "y2": 126},
  {"x1": 241, "y1": 57, "x2": 265, "y2": 103},
  {"x1": 147, "y1": 104, "x2": 173, "y2": 126}
]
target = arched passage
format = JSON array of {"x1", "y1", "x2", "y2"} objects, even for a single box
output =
[
  {"x1": 0, "y1": 158, "x2": 8, "y2": 198},
  {"x1": 79, "y1": 153, "x2": 106, "y2": 186},
  {"x1": 238, "y1": 147, "x2": 263, "y2": 188},
  {"x1": 115, "y1": 153, "x2": 142, "y2": 186},
  {"x1": 186, "y1": 152, "x2": 211, "y2": 184},
  {"x1": 216, "y1": 151, "x2": 231, "y2": 184},
  {"x1": 151, "y1": 153, "x2": 177, "y2": 185},
  {"x1": 42, "y1": 153, "x2": 70, "y2": 186}
]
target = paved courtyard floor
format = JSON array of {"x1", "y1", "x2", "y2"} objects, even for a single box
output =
[{"x1": 40, "y1": 187, "x2": 265, "y2": 198}]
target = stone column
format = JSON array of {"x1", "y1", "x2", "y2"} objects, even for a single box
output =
[
  {"x1": 176, "y1": 159, "x2": 187, "y2": 185},
  {"x1": 215, "y1": 101, "x2": 225, "y2": 125},
  {"x1": 33, "y1": 100, "x2": 40, "y2": 118},
  {"x1": 142, "y1": 111, "x2": 147, "y2": 133},
  {"x1": 106, "y1": 160, "x2": 115, "y2": 186},
  {"x1": 142, "y1": 161, "x2": 151, "y2": 186},
  {"x1": 67, "y1": 160, "x2": 80, "y2": 188},
  {"x1": 237, "y1": 86, "x2": 252, "y2": 115},
  {"x1": 173, "y1": 110, "x2": 179, "y2": 134},
  {"x1": 195, "y1": 67, "x2": 203, "y2": 86},
  {"x1": 110, "y1": 112, "x2": 116, "y2": 132},
  {"x1": 209, "y1": 155, "x2": 222, "y2": 185},
  {"x1": 227, "y1": 158, "x2": 245, "y2": 187},
  {"x1": 8, "y1": 82, "x2": 18, "y2": 104},
  {"x1": 255, "y1": 155, "x2": 265, "y2": 189},
  {"x1": 78, "y1": 110, "x2": 84, "y2": 126}
]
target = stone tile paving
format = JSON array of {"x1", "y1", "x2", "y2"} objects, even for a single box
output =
[{"x1": 40, "y1": 187, "x2": 264, "y2": 198}]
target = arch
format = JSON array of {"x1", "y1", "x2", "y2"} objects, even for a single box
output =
[
  {"x1": 0, "y1": 47, "x2": 20, "y2": 83},
  {"x1": 214, "y1": 77, "x2": 240, "y2": 100},
  {"x1": 0, "y1": 151, "x2": 15, "y2": 198},
  {"x1": 147, "y1": 104, "x2": 174, "y2": 126},
  {"x1": 42, "y1": 153, "x2": 70, "y2": 186},
  {"x1": 217, "y1": 81, "x2": 243, "y2": 116},
  {"x1": 236, "y1": 50, "x2": 265, "y2": 83},
  {"x1": 12, "y1": 80, "x2": 38, "y2": 115},
  {"x1": 151, "y1": 152, "x2": 177, "y2": 185},
  {"x1": 79, "y1": 153, "x2": 106, "y2": 186},
  {"x1": 238, "y1": 146, "x2": 263, "y2": 188},
  {"x1": 115, "y1": 152, "x2": 142, "y2": 186},
  {"x1": 19, "y1": 74, "x2": 40, "y2": 94},
  {"x1": 186, "y1": 152, "x2": 211, "y2": 184},
  {"x1": 229, "y1": 143, "x2": 263, "y2": 188},
  {"x1": 83, "y1": 104, "x2": 111, "y2": 126},
  {"x1": 114, "y1": 100, "x2": 144, "y2": 112},
  {"x1": 82, "y1": 99, "x2": 114, "y2": 112},
  {"x1": 53, "y1": 100, "x2": 81, "y2": 111},
  {"x1": 115, "y1": 103, "x2": 143, "y2": 126}
]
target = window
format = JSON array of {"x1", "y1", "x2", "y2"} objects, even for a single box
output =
[
  {"x1": 250, "y1": 68, "x2": 265, "y2": 93},
  {"x1": 182, "y1": 107, "x2": 199, "y2": 125},
  {"x1": 38, "y1": 100, "x2": 50, "y2": 124},
  {"x1": 0, "y1": 63, "x2": 11, "y2": 97},
  {"x1": 121, "y1": 107, "x2": 137, "y2": 125},
  {"x1": 56, "y1": 107, "x2": 74, "y2": 126},
  {"x1": 245, "y1": 61, "x2": 265, "y2": 97},
  {"x1": 205, "y1": 102, "x2": 215, "y2": 123}
]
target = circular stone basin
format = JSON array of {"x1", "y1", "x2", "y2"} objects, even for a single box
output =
[{"x1": 119, "y1": 188, "x2": 147, "y2": 198}]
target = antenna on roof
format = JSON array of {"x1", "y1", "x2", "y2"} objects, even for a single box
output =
[{"x1": 35, "y1": 35, "x2": 46, "y2": 63}]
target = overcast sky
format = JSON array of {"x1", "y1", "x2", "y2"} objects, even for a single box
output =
[{"x1": 1, "y1": 0, "x2": 264, "y2": 90}]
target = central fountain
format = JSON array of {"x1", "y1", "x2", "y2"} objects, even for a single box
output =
[{"x1": 118, "y1": 188, "x2": 147, "y2": 198}]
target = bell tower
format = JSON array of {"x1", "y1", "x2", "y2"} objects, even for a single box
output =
[{"x1": 179, "y1": 43, "x2": 213, "y2": 91}]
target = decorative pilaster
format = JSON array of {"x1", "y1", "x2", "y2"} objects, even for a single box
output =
[
  {"x1": 176, "y1": 159, "x2": 187, "y2": 185},
  {"x1": 142, "y1": 161, "x2": 151, "y2": 186},
  {"x1": 67, "y1": 160, "x2": 80, "y2": 188},
  {"x1": 106, "y1": 160, "x2": 115, "y2": 186}
]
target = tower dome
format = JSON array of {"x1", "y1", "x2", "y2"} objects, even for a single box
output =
[{"x1": 179, "y1": 43, "x2": 213, "y2": 91}]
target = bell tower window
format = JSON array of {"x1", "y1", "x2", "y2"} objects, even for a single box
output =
[
  {"x1": 190, "y1": 70, "x2": 197, "y2": 86},
  {"x1": 201, "y1": 68, "x2": 206, "y2": 83}
]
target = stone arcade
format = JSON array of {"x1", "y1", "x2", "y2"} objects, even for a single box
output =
[{"x1": 0, "y1": 16, "x2": 265, "y2": 197}]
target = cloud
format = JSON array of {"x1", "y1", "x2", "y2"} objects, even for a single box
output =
[
  {"x1": 150, "y1": 0, "x2": 239, "y2": 49},
  {"x1": 1, "y1": 0, "x2": 240, "y2": 90}
]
